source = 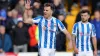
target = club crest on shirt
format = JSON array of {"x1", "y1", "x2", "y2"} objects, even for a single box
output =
[
  {"x1": 80, "y1": 32, "x2": 90, "y2": 36},
  {"x1": 43, "y1": 26, "x2": 46, "y2": 30},
  {"x1": 90, "y1": 28, "x2": 92, "y2": 31},
  {"x1": 54, "y1": 23, "x2": 56, "y2": 27}
]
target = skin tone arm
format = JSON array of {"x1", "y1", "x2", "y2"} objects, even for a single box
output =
[
  {"x1": 62, "y1": 29, "x2": 72, "y2": 41},
  {"x1": 92, "y1": 36, "x2": 97, "y2": 56},
  {"x1": 62, "y1": 29, "x2": 73, "y2": 50},
  {"x1": 92, "y1": 37, "x2": 97, "y2": 51},
  {"x1": 23, "y1": 0, "x2": 32, "y2": 23},
  {"x1": 72, "y1": 34, "x2": 78, "y2": 54},
  {"x1": 23, "y1": 9, "x2": 28, "y2": 21},
  {"x1": 72, "y1": 34, "x2": 76, "y2": 49}
]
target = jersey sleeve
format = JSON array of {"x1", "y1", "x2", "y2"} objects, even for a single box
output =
[
  {"x1": 72, "y1": 23, "x2": 78, "y2": 36},
  {"x1": 32, "y1": 16, "x2": 42, "y2": 24},
  {"x1": 57, "y1": 19, "x2": 66, "y2": 31},
  {"x1": 91, "y1": 24, "x2": 96, "y2": 37}
]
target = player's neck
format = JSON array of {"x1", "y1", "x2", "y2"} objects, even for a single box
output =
[
  {"x1": 81, "y1": 21, "x2": 88, "y2": 24},
  {"x1": 44, "y1": 16, "x2": 52, "y2": 20}
]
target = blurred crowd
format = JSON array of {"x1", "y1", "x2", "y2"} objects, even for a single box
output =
[{"x1": 0, "y1": 0, "x2": 99, "y2": 54}]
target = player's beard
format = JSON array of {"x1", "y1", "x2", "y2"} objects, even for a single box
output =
[{"x1": 82, "y1": 19, "x2": 88, "y2": 23}]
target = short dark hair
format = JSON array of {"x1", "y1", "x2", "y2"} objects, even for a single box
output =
[
  {"x1": 44, "y1": 3, "x2": 55, "y2": 11},
  {"x1": 80, "y1": 10, "x2": 91, "y2": 15}
]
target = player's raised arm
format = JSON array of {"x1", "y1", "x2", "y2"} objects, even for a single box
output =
[
  {"x1": 23, "y1": 0, "x2": 31, "y2": 23},
  {"x1": 23, "y1": 0, "x2": 41, "y2": 24}
]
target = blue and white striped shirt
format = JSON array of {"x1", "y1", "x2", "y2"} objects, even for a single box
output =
[
  {"x1": 32, "y1": 16, "x2": 65, "y2": 49},
  {"x1": 72, "y1": 21, "x2": 96, "y2": 52}
]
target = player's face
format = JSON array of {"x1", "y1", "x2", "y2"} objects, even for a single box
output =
[
  {"x1": 81, "y1": 13, "x2": 90, "y2": 22},
  {"x1": 43, "y1": 7, "x2": 53, "y2": 19}
]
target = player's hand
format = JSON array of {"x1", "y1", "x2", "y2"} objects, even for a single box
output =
[
  {"x1": 74, "y1": 47, "x2": 79, "y2": 54},
  {"x1": 93, "y1": 50, "x2": 97, "y2": 56},
  {"x1": 25, "y1": 0, "x2": 31, "y2": 9},
  {"x1": 68, "y1": 41, "x2": 73, "y2": 50},
  {"x1": 24, "y1": 19, "x2": 33, "y2": 24}
]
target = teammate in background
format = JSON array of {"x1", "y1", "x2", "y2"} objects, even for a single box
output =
[
  {"x1": 24, "y1": 0, "x2": 72, "y2": 56},
  {"x1": 72, "y1": 10, "x2": 97, "y2": 56}
]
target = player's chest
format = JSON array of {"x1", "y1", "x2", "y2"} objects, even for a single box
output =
[
  {"x1": 39, "y1": 19, "x2": 57, "y2": 32},
  {"x1": 77, "y1": 27, "x2": 92, "y2": 36}
]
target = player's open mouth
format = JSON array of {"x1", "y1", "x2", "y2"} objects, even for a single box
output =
[{"x1": 44, "y1": 13, "x2": 47, "y2": 15}]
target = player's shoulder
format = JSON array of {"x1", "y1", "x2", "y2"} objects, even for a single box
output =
[
  {"x1": 52, "y1": 16, "x2": 57, "y2": 20},
  {"x1": 74, "y1": 21, "x2": 80, "y2": 26},
  {"x1": 33, "y1": 16, "x2": 43, "y2": 20},
  {"x1": 88, "y1": 22, "x2": 94, "y2": 26},
  {"x1": 85, "y1": 22, "x2": 95, "y2": 28},
  {"x1": 52, "y1": 17, "x2": 60, "y2": 23}
]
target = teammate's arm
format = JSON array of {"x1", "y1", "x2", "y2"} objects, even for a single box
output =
[
  {"x1": 92, "y1": 36, "x2": 97, "y2": 56},
  {"x1": 57, "y1": 20, "x2": 72, "y2": 49},
  {"x1": 91, "y1": 24, "x2": 97, "y2": 56},
  {"x1": 72, "y1": 23, "x2": 78, "y2": 54},
  {"x1": 62, "y1": 28, "x2": 73, "y2": 50},
  {"x1": 72, "y1": 35, "x2": 76, "y2": 48},
  {"x1": 72, "y1": 34, "x2": 78, "y2": 54},
  {"x1": 62, "y1": 29, "x2": 72, "y2": 42}
]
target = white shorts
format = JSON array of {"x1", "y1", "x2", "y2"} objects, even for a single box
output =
[
  {"x1": 39, "y1": 48, "x2": 55, "y2": 56},
  {"x1": 76, "y1": 51, "x2": 93, "y2": 56}
]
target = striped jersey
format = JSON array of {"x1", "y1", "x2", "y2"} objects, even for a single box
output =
[
  {"x1": 72, "y1": 21, "x2": 96, "y2": 52},
  {"x1": 32, "y1": 16, "x2": 65, "y2": 49}
]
